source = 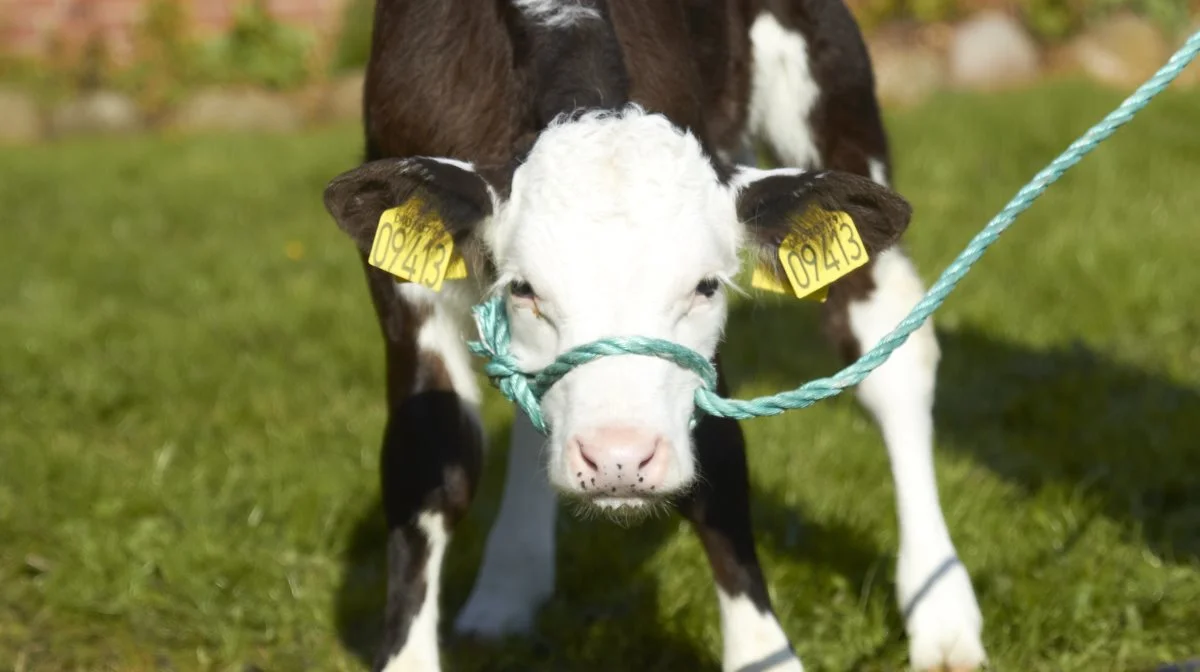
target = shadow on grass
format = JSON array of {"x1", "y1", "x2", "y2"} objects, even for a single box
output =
[
  {"x1": 721, "y1": 301, "x2": 1200, "y2": 563},
  {"x1": 332, "y1": 301, "x2": 1199, "y2": 670}
]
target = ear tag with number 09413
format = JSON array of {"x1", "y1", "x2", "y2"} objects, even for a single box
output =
[
  {"x1": 367, "y1": 198, "x2": 468, "y2": 292},
  {"x1": 750, "y1": 207, "x2": 868, "y2": 301},
  {"x1": 750, "y1": 264, "x2": 829, "y2": 302}
]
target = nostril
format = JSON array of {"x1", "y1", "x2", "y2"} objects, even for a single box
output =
[
  {"x1": 582, "y1": 452, "x2": 599, "y2": 471},
  {"x1": 573, "y1": 437, "x2": 600, "y2": 472},
  {"x1": 638, "y1": 435, "x2": 665, "y2": 470}
]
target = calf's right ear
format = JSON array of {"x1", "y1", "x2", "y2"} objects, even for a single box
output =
[{"x1": 322, "y1": 157, "x2": 494, "y2": 253}]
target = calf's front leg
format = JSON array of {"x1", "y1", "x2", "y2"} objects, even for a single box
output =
[
  {"x1": 368, "y1": 273, "x2": 485, "y2": 672},
  {"x1": 823, "y1": 249, "x2": 987, "y2": 671},
  {"x1": 682, "y1": 360, "x2": 805, "y2": 672}
]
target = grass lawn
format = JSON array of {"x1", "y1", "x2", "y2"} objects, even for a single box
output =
[{"x1": 2, "y1": 80, "x2": 1199, "y2": 671}]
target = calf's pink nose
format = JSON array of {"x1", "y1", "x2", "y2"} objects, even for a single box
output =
[{"x1": 569, "y1": 426, "x2": 670, "y2": 495}]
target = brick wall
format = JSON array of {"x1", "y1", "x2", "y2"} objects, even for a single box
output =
[{"x1": 0, "y1": 0, "x2": 350, "y2": 65}]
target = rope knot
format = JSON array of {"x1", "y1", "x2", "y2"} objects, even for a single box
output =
[{"x1": 469, "y1": 297, "x2": 549, "y2": 433}]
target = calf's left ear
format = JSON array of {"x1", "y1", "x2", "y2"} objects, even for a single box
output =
[
  {"x1": 735, "y1": 167, "x2": 913, "y2": 261},
  {"x1": 323, "y1": 157, "x2": 494, "y2": 253}
]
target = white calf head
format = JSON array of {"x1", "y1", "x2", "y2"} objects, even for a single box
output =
[{"x1": 324, "y1": 106, "x2": 913, "y2": 510}]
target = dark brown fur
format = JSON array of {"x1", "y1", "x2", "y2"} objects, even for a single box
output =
[{"x1": 754, "y1": 0, "x2": 895, "y2": 354}]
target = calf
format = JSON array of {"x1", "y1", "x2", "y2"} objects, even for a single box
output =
[{"x1": 322, "y1": 1, "x2": 986, "y2": 670}]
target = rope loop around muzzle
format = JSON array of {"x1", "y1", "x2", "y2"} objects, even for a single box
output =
[{"x1": 468, "y1": 296, "x2": 719, "y2": 434}]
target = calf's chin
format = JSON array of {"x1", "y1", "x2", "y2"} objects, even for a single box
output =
[{"x1": 572, "y1": 495, "x2": 679, "y2": 524}]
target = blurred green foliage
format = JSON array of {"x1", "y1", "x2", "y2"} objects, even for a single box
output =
[
  {"x1": 40, "y1": 0, "x2": 317, "y2": 113},
  {"x1": 122, "y1": 0, "x2": 198, "y2": 114},
  {"x1": 195, "y1": 0, "x2": 314, "y2": 89},
  {"x1": 1021, "y1": 0, "x2": 1191, "y2": 38},
  {"x1": 332, "y1": 0, "x2": 375, "y2": 73},
  {"x1": 852, "y1": 0, "x2": 1192, "y2": 39},
  {"x1": 1092, "y1": 0, "x2": 1194, "y2": 35}
]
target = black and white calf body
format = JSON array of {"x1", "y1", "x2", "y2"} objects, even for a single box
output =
[{"x1": 322, "y1": 1, "x2": 986, "y2": 670}]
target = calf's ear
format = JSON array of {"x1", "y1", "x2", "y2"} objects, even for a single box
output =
[
  {"x1": 734, "y1": 167, "x2": 912, "y2": 263},
  {"x1": 322, "y1": 157, "x2": 494, "y2": 253}
]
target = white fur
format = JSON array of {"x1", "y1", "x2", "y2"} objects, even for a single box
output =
[
  {"x1": 397, "y1": 281, "x2": 482, "y2": 406},
  {"x1": 848, "y1": 249, "x2": 987, "y2": 670},
  {"x1": 717, "y1": 591, "x2": 804, "y2": 672},
  {"x1": 867, "y1": 157, "x2": 889, "y2": 187},
  {"x1": 454, "y1": 413, "x2": 558, "y2": 637},
  {"x1": 729, "y1": 165, "x2": 805, "y2": 190},
  {"x1": 748, "y1": 14, "x2": 822, "y2": 169},
  {"x1": 484, "y1": 108, "x2": 742, "y2": 503},
  {"x1": 427, "y1": 156, "x2": 476, "y2": 173},
  {"x1": 380, "y1": 513, "x2": 448, "y2": 672},
  {"x1": 513, "y1": 0, "x2": 601, "y2": 28}
]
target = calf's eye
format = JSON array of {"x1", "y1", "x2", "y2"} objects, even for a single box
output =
[
  {"x1": 509, "y1": 279, "x2": 536, "y2": 299},
  {"x1": 695, "y1": 278, "x2": 720, "y2": 298}
]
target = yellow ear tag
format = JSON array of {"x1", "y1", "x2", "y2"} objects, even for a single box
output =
[
  {"x1": 444, "y1": 251, "x2": 468, "y2": 280},
  {"x1": 750, "y1": 264, "x2": 829, "y2": 302},
  {"x1": 367, "y1": 197, "x2": 467, "y2": 291},
  {"x1": 750, "y1": 264, "x2": 789, "y2": 294},
  {"x1": 776, "y1": 207, "x2": 868, "y2": 300}
]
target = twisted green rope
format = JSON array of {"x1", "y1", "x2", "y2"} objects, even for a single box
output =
[{"x1": 469, "y1": 31, "x2": 1200, "y2": 435}]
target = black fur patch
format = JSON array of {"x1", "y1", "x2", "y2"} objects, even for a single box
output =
[
  {"x1": 522, "y1": 0, "x2": 630, "y2": 126},
  {"x1": 738, "y1": 170, "x2": 912, "y2": 258},
  {"x1": 323, "y1": 158, "x2": 493, "y2": 254}
]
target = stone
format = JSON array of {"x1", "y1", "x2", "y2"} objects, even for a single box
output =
[
  {"x1": 1170, "y1": 20, "x2": 1200, "y2": 89},
  {"x1": 50, "y1": 90, "x2": 142, "y2": 136},
  {"x1": 164, "y1": 88, "x2": 303, "y2": 134},
  {"x1": 1067, "y1": 13, "x2": 1169, "y2": 88},
  {"x1": 295, "y1": 72, "x2": 365, "y2": 125},
  {"x1": 288, "y1": 83, "x2": 331, "y2": 125},
  {"x1": 1041, "y1": 43, "x2": 1083, "y2": 78},
  {"x1": 867, "y1": 27, "x2": 948, "y2": 107},
  {"x1": 326, "y1": 72, "x2": 365, "y2": 123},
  {"x1": 949, "y1": 11, "x2": 1040, "y2": 90},
  {"x1": 0, "y1": 88, "x2": 42, "y2": 144}
]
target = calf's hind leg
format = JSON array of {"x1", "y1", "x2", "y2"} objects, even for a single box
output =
[{"x1": 453, "y1": 412, "x2": 558, "y2": 638}]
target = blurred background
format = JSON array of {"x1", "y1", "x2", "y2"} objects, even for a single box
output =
[
  {"x1": 2, "y1": 1, "x2": 1199, "y2": 671},
  {"x1": 0, "y1": 0, "x2": 1197, "y2": 136}
]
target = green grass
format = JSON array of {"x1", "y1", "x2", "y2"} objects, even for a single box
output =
[{"x1": 2, "y1": 80, "x2": 1199, "y2": 671}]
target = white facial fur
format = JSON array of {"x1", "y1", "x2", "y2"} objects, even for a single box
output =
[
  {"x1": 513, "y1": 0, "x2": 601, "y2": 28},
  {"x1": 483, "y1": 108, "x2": 742, "y2": 504}
]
